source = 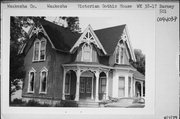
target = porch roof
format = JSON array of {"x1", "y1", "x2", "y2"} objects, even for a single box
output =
[
  {"x1": 133, "y1": 71, "x2": 145, "y2": 81},
  {"x1": 62, "y1": 62, "x2": 111, "y2": 69}
]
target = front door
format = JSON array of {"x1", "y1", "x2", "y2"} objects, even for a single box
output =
[{"x1": 80, "y1": 77, "x2": 92, "y2": 99}]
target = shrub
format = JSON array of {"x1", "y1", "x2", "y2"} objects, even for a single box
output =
[
  {"x1": 10, "y1": 98, "x2": 25, "y2": 106},
  {"x1": 55, "y1": 100, "x2": 78, "y2": 107},
  {"x1": 26, "y1": 100, "x2": 50, "y2": 107}
]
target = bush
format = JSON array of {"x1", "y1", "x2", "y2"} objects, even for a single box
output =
[
  {"x1": 10, "y1": 98, "x2": 25, "y2": 106},
  {"x1": 55, "y1": 100, "x2": 78, "y2": 107},
  {"x1": 26, "y1": 100, "x2": 50, "y2": 107}
]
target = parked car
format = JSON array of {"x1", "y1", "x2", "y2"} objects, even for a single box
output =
[{"x1": 104, "y1": 97, "x2": 145, "y2": 108}]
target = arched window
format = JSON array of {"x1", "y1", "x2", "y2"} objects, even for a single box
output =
[
  {"x1": 82, "y1": 43, "x2": 92, "y2": 62},
  {"x1": 33, "y1": 38, "x2": 46, "y2": 61},
  {"x1": 65, "y1": 72, "x2": 71, "y2": 95},
  {"x1": 115, "y1": 41, "x2": 124, "y2": 64},
  {"x1": 28, "y1": 68, "x2": 36, "y2": 93},
  {"x1": 39, "y1": 67, "x2": 48, "y2": 93},
  {"x1": 33, "y1": 41, "x2": 40, "y2": 61},
  {"x1": 40, "y1": 40, "x2": 46, "y2": 60}
]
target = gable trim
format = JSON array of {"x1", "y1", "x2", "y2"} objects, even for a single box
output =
[
  {"x1": 70, "y1": 25, "x2": 107, "y2": 55},
  {"x1": 124, "y1": 26, "x2": 136, "y2": 62}
]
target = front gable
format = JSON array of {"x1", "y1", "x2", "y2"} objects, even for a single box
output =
[
  {"x1": 110, "y1": 26, "x2": 136, "y2": 65},
  {"x1": 70, "y1": 25, "x2": 107, "y2": 55}
]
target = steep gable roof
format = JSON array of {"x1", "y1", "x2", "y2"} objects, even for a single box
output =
[
  {"x1": 22, "y1": 19, "x2": 134, "y2": 59},
  {"x1": 94, "y1": 25, "x2": 126, "y2": 55},
  {"x1": 39, "y1": 19, "x2": 81, "y2": 52}
]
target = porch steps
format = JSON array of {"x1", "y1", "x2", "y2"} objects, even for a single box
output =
[{"x1": 78, "y1": 100, "x2": 99, "y2": 107}]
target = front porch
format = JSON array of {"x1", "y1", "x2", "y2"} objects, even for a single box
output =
[{"x1": 62, "y1": 63, "x2": 110, "y2": 102}]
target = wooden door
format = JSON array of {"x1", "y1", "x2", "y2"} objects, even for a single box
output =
[{"x1": 80, "y1": 77, "x2": 92, "y2": 99}]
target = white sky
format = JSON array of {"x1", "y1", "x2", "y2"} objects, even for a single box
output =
[{"x1": 46, "y1": 10, "x2": 155, "y2": 55}]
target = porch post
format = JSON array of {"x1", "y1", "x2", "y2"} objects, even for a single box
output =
[
  {"x1": 95, "y1": 71, "x2": 99, "y2": 102},
  {"x1": 125, "y1": 75, "x2": 128, "y2": 97},
  {"x1": 141, "y1": 82, "x2": 143, "y2": 97},
  {"x1": 130, "y1": 75, "x2": 133, "y2": 97},
  {"x1": 62, "y1": 69, "x2": 66, "y2": 100},
  {"x1": 75, "y1": 69, "x2": 80, "y2": 101},
  {"x1": 105, "y1": 72, "x2": 109, "y2": 100},
  {"x1": 133, "y1": 80, "x2": 136, "y2": 97},
  {"x1": 91, "y1": 77, "x2": 94, "y2": 99}
]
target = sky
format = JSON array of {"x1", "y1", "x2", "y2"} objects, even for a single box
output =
[{"x1": 45, "y1": 10, "x2": 155, "y2": 55}]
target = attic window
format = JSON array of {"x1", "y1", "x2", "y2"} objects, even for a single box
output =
[
  {"x1": 33, "y1": 38, "x2": 46, "y2": 62},
  {"x1": 115, "y1": 45, "x2": 124, "y2": 64},
  {"x1": 82, "y1": 43, "x2": 92, "y2": 62}
]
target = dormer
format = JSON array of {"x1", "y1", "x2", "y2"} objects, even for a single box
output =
[{"x1": 70, "y1": 25, "x2": 107, "y2": 63}]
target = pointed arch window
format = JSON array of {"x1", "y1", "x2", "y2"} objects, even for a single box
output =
[
  {"x1": 39, "y1": 67, "x2": 48, "y2": 94},
  {"x1": 82, "y1": 43, "x2": 92, "y2": 62},
  {"x1": 33, "y1": 38, "x2": 46, "y2": 62},
  {"x1": 28, "y1": 68, "x2": 36, "y2": 93},
  {"x1": 115, "y1": 41, "x2": 124, "y2": 64}
]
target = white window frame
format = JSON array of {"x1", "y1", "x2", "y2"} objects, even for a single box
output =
[
  {"x1": 99, "y1": 76, "x2": 106, "y2": 93},
  {"x1": 27, "y1": 68, "x2": 36, "y2": 93},
  {"x1": 115, "y1": 44, "x2": 124, "y2": 64},
  {"x1": 32, "y1": 38, "x2": 46, "y2": 62},
  {"x1": 65, "y1": 72, "x2": 71, "y2": 95},
  {"x1": 39, "y1": 67, "x2": 48, "y2": 94},
  {"x1": 118, "y1": 76, "x2": 125, "y2": 97},
  {"x1": 81, "y1": 43, "x2": 92, "y2": 62}
]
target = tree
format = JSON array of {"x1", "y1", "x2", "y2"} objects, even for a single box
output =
[
  {"x1": 10, "y1": 17, "x2": 44, "y2": 97},
  {"x1": 130, "y1": 49, "x2": 145, "y2": 75},
  {"x1": 52, "y1": 17, "x2": 81, "y2": 32}
]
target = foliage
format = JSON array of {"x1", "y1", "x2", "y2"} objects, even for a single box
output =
[
  {"x1": 26, "y1": 100, "x2": 50, "y2": 107},
  {"x1": 10, "y1": 98, "x2": 25, "y2": 105},
  {"x1": 55, "y1": 100, "x2": 78, "y2": 107},
  {"x1": 130, "y1": 49, "x2": 145, "y2": 75},
  {"x1": 10, "y1": 16, "x2": 44, "y2": 96},
  {"x1": 53, "y1": 17, "x2": 81, "y2": 32},
  {"x1": 10, "y1": 99, "x2": 50, "y2": 107}
]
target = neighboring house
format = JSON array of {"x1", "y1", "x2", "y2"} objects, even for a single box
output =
[{"x1": 20, "y1": 19, "x2": 145, "y2": 105}]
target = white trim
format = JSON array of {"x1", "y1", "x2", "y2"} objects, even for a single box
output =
[
  {"x1": 115, "y1": 44, "x2": 125, "y2": 64},
  {"x1": 32, "y1": 39, "x2": 40, "y2": 62},
  {"x1": 32, "y1": 38, "x2": 47, "y2": 62},
  {"x1": 39, "y1": 67, "x2": 48, "y2": 94},
  {"x1": 39, "y1": 38, "x2": 47, "y2": 61},
  {"x1": 27, "y1": 68, "x2": 36, "y2": 93},
  {"x1": 118, "y1": 76, "x2": 125, "y2": 97},
  {"x1": 70, "y1": 25, "x2": 107, "y2": 55},
  {"x1": 81, "y1": 43, "x2": 92, "y2": 62},
  {"x1": 124, "y1": 26, "x2": 136, "y2": 62}
]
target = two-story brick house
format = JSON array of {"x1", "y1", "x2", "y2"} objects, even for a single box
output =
[{"x1": 20, "y1": 18, "x2": 145, "y2": 105}]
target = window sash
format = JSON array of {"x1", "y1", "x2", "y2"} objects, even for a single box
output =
[
  {"x1": 40, "y1": 41, "x2": 46, "y2": 60},
  {"x1": 115, "y1": 46, "x2": 124, "y2": 64},
  {"x1": 34, "y1": 42, "x2": 40, "y2": 61},
  {"x1": 33, "y1": 39, "x2": 46, "y2": 62},
  {"x1": 40, "y1": 71, "x2": 47, "y2": 93},
  {"x1": 65, "y1": 73, "x2": 71, "y2": 94},
  {"x1": 28, "y1": 71, "x2": 35, "y2": 93},
  {"x1": 100, "y1": 77, "x2": 106, "y2": 93},
  {"x1": 118, "y1": 77, "x2": 125, "y2": 97}
]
